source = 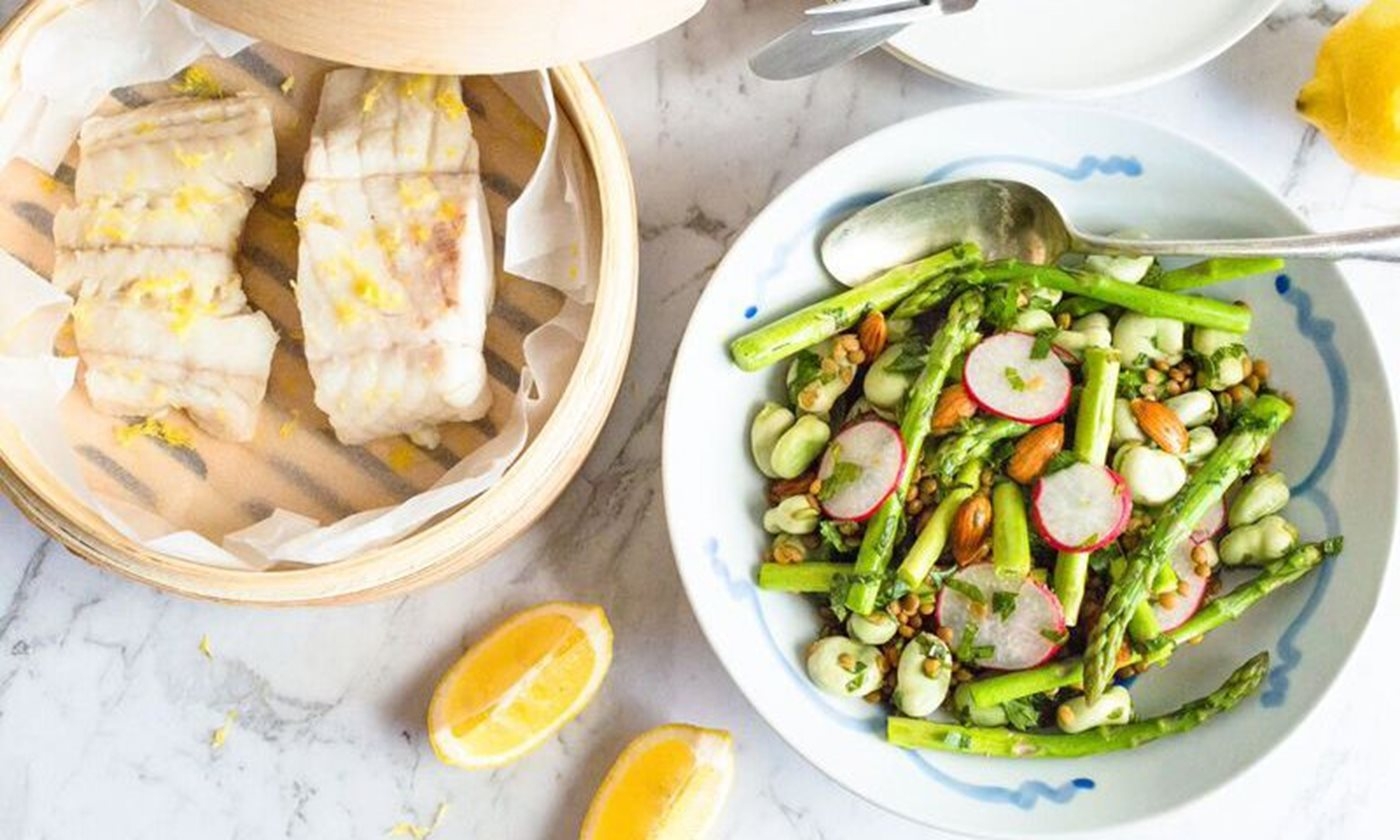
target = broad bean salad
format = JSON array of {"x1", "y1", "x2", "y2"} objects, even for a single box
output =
[{"x1": 731, "y1": 244, "x2": 1344, "y2": 758}]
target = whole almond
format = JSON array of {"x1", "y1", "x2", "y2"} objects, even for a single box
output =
[
  {"x1": 858, "y1": 311, "x2": 888, "y2": 360},
  {"x1": 931, "y1": 383, "x2": 977, "y2": 434},
  {"x1": 1006, "y1": 423, "x2": 1065, "y2": 484},
  {"x1": 951, "y1": 493, "x2": 992, "y2": 566},
  {"x1": 1130, "y1": 399, "x2": 1188, "y2": 454}
]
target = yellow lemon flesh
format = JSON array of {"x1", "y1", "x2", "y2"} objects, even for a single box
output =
[
  {"x1": 1297, "y1": 0, "x2": 1400, "y2": 178},
  {"x1": 427, "y1": 602, "x2": 612, "y2": 769},
  {"x1": 580, "y1": 724, "x2": 735, "y2": 840}
]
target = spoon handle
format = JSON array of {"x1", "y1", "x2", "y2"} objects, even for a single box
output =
[{"x1": 1073, "y1": 225, "x2": 1400, "y2": 264}]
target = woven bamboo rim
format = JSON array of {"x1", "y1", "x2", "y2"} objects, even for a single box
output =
[{"x1": 0, "y1": 0, "x2": 638, "y2": 605}]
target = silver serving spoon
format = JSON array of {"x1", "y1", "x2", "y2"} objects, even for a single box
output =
[{"x1": 821, "y1": 178, "x2": 1400, "y2": 286}]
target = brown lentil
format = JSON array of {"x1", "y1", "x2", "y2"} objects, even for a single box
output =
[
  {"x1": 922, "y1": 658, "x2": 942, "y2": 678},
  {"x1": 937, "y1": 626, "x2": 955, "y2": 644},
  {"x1": 1158, "y1": 592, "x2": 1179, "y2": 610},
  {"x1": 837, "y1": 652, "x2": 856, "y2": 671},
  {"x1": 1055, "y1": 312, "x2": 1073, "y2": 329},
  {"x1": 918, "y1": 601, "x2": 936, "y2": 616},
  {"x1": 898, "y1": 625, "x2": 916, "y2": 639},
  {"x1": 1252, "y1": 359, "x2": 1271, "y2": 380}
]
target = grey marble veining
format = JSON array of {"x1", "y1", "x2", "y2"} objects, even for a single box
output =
[{"x1": 2, "y1": 0, "x2": 1399, "y2": 837}]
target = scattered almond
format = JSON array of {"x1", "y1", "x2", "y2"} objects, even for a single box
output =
[
  {"x1": 857, "y1": 311, "x2": 888, "y2": 360},
  {"x1": 951, "y1": 493, "x2": 992, "y2": 566},
  {"x1": 1006, "y1": 423, "x2": 1064, "y2": 484},
  {"x1": 1130, "y1": 398, "x2": 1188, "y2": 454},
  {"x1": 931, "y1": 384, "x2": 977, "y2": 434}
]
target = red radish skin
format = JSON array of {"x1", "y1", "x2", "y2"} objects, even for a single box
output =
[
  {"x1": 1030, "y1": 463, "x2": 1132, "y2": 554},
  {"x1": 1192, "y1": 498, "x2": 1227, "y2": 544},
  {"x1": 935, "y1": 564, "x2": 1066, "y2": 670},
  {"x1": 962, "y1": 332, "x2": 1073, "y2": 424},
  {"x1": 1154, "y1": 539, "x2": 1211, "y2": 632},
  {"x1": 815, "y1": 419, "x2": 906, "y2": 522}
]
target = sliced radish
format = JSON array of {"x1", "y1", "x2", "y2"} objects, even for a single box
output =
[
  {"x1": 935, "y1": 564, "x2": 1066, "y2": 670},
  {"x1": 1153, "y1": 539, "x2": 1211, "y2": 632},
  {"x1": 962, "y1": 332, "x2": 1072, "y2": 423},
  {"x1": 815, "y1": 419, "x2": 906, "y2": 521},
  {"x1": 1030, "y1": 462, "x2": 1132, "y2": 553},
  {"x1": 1191, "y1": 498, "x2": 1227, "y2": 544}
]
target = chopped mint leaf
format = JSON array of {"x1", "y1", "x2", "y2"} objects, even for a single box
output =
[
  {"x1": 1004, "y1": 366, "x2": 1028, "y2": 392},
  {"x1": 992, "y1": 591, "x2": 1018, "y2": 621},
  {"x1": 943, "y1": 577, "x2": 987, "y2": 604},
  {"x1": 1030, "y1": 328, "x2": 1057, "y2": 360},
  {"x1": 818, "y1": 461, "x2": 864, "y2": 502}
]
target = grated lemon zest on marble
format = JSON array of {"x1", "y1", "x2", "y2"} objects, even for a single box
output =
[
  {"x1": 387, "y1": 803, "x2": 448, "y2": 839},
  {"x1": 386, "y1": 440, "x2": 419, "y2": 473},
  {"x1": 278, "y1": 410, "x2": 300, "y2": 440},
  {"x1": 38, "y1": 175, "x2": 58, "y2": 194},
  {"x1": 116, "y1": 417, "x2": 196, "y2": 450},
  {"x1": 198, "y1": 634, "x2": 213, "y2": 659},
  {"x1": 280, "y1": 75, "x2": 295, "y2": 95},
  {"x1": 433, "y1": 88, "x2": 467, "y2": 121},
  {"x1": 441, "y1": 145, "x2": 461, "y2": 162},
  {"x1": 171, "y1": 66, "x2": 225, "y2": 99},
  {"x1": 408, "y1": 222, "x2": 431, "y2": 244},
  {"x1": 134, "y1": 121, "x2": 156, "y2": 135},
  {"x1": 210, "y1": 710, "x2": 238, "y2": 749}
]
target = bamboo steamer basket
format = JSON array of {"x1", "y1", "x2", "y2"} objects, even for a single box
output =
[{"x1": 0, "y1": 0, "x2": 650, "y2": 604}]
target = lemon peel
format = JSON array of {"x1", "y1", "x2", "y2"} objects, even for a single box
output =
[
  {"x1": 1297, "y1": 0, "x2": 1400, "y2": 177},
  {"x1": 211, "y1": 710, "x2": 238, "y2": 749},
  {"x1": 387, "y1": 803, "x2": 449, "y2": 839}
]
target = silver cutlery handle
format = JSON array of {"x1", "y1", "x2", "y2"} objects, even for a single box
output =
[{"x1": 1073, "y1": 225, "x2": 1400, "y2": 263}]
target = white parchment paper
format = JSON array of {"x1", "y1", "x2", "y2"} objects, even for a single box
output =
[{"x1": 0, "y1": 0, "x2": 599, "y2": 568}]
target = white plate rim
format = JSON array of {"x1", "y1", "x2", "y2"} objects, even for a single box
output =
[{"x1": 878, "y1": 0, "x2": 1285, "y2": 98}]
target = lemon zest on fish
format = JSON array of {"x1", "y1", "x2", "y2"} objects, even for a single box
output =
[{"x1": 116, "y1": 417, "x2": 195, "y2": 450}]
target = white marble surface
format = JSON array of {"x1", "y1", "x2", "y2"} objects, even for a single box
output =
[{"x1": 2, "y1": 0, "x2": 1399, "y2": 837}]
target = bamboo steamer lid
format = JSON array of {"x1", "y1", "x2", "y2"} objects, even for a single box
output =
[{"x1": 175, "y1": 0, "x2": 706, "y2": 73}]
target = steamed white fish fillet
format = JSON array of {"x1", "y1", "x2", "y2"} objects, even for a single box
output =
[
  {"x1": 295, "y1": 173, "x2": 491, "y2": 355},
  {"x1": 53, "y1": 186, "x2": 254, "y2": 251},
  {"x1": 305, "y1": 69, "x2": 474, "y2": 180},
  {"x1": 57, "y1": 95, "x2": 278, "y2": 442},
  {"x1": 296, "y1": 68, "x2": 493, "y2": 446},
  {"x1": 309, "y1": 344, "x2": 491, "y2": 446},
  {"x1": 75, "y1": 94, "x2": 276, "y2": 200},
  {"x1": 73, "y1": 302, "x2": 278, "y2": 441},
  {"x1": 52, "y1": 247, "x2": 246, "y2": 318}
]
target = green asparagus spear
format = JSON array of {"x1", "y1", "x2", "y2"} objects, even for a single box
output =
[
  {"x1": 992, "y1": 481, "x2": 1031, "y2": 578},
  {"x1": 890, "y1": 269, "x2": 981, "y2": 320},
  {"x1": 1053, "y1": 346, "x2": 1119, "y2": 624},
  {"x1": 964, "y1": 540, "x2": 1338, "y2": 708},
  {"x1": 1156, "y1": 257, "x2": 1286, "y2": 293},
  {"x1": 897, "y1": 460, "x2": 981, "y2": 588},
  {"x1": 978, "y1": 261, "x2": 1252, "y2": 333},
  {"x1": 729, "y1": 244, "x2": 981, "y2": 372},
  {"x1": 1082, "y1": 394, "x2": 1292, "y2": 702},
  {"x1": 888, "y1": 652, "x2": 1269, "y2": 758},
  {"x1": 847, "y1": 291, "x2": 985, "y2": 614},
  {"x1": 756, "y1": 562, "x2": 853, "y2": 593},
  {"x1": 1055, "y1": 296, "x2": 1112, "y2": 319},
  {"x1": 926, "y1": 417, "x2": 1032, "y2": 484}
]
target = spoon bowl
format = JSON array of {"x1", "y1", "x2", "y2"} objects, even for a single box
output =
[{"x1": 821, "y1": 177, "x2": 1400, "y2": 286}]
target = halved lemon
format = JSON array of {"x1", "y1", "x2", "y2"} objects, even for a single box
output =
[
  {"x1": 427, "y1": 602, "x2": 612, "y2": 769},
  {"x1": 580, "y1": 724, "x2": 735, "y2": 840}
]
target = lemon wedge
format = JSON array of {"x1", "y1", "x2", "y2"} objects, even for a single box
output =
[
  {"x1": 427, "y1": 602, "x2": 612, "y2": 769},
  {"x1": 580, "y1": 724, "x2": 735, "y2": 840},
  {"x1": 1297, "y1": 0, "x2": 1400, "y2": 177}
]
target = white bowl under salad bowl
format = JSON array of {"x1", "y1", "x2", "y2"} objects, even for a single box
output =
[
  {"x1": 883, "y1": 0, "x2": 1282, "y2": 98},
  {"x1": 662, "y1": 101, "x2": 1396, "y2": 836}
]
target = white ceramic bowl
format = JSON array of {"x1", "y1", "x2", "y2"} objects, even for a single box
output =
[
  {"x1": 663, "y1": 102, "x2": 1396, "y2": 835},
  {"x1": 883, "y1": 0, "x2": 1281, "y2": 98}
]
